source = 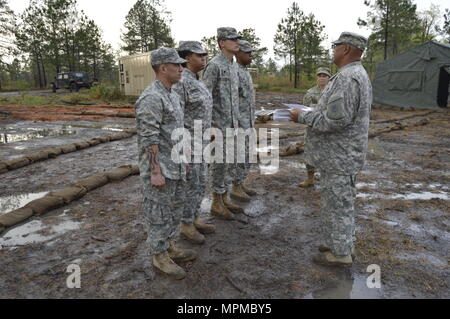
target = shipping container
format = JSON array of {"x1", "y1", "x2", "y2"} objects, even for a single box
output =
[{"x1": 118, "y1": 52, "x2": 155, "y2": 96}]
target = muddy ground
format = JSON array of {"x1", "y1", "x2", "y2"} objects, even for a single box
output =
[{"x1": 0, "y1": 91, "x2": 449, "y2": 299}]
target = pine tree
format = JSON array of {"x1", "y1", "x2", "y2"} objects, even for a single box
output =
[{"x1": 121, "y1": 0, "x2": 174, "y2": 54}]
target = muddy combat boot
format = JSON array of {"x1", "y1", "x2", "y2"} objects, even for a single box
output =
[
  {"x1": 313, "y1": 252, "x2": 353, "y2": 268},
  {"x1": 152, "y1": 251, "x2": 186, "y2": 280},
  {"x1": 299, "y1": 171, "x2": 315, "y2": 188},
  {"x1": 181, "y1": 223, "x2": 205, "y2": 245},
  {"x1": 230, "y1": 184, "x2": 251, "y2": 203},
  {"x1": 241, "y1": 184, "x2": 257, "y2": 197},
  {"x1": 318, "y1": 245, "x2": 356, "y2": 258},
  {"x1": 168, "y1": 239, "x2": 197, "y2": 263},
  {"x1": 211, "y1": 193, "x2": 235, "y2": 221},
  {"x1": 223, "y1": 192, "x2": 245, "y2": 214},
  {"x1": 194, "y1": 218, "x2": 216, "y2": 235}
]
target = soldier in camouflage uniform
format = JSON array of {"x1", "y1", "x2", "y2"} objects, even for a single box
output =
[
  {"x1": 173, "y1": 41, "x2": 216, "y2": 245},
  {"x1": 291, "y1": 32, "x2": 373, "y2": 267},
  {"x1": 300, "y1": 67, "x2": 332, "y2": 189},
  {"x1": 202, "y1": 27, "x2": 244, "y2": 220},
  {"x1": 136, "y1": 47, "x2": 196, "y2": 280},
  {"x1": 231, "y1": 40, "x2": 258, "y2": 202}
]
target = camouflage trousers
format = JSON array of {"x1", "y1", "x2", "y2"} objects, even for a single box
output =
[
  {"x1": 319, "y1": 171, "x2": 357, "y2": 258},
  {"x1": 233, "y1": 136, "x2": 253, "y2": 185},
  {"x1": 211, "y1": 131, "x2": 234, "y2": 194},
  {"x1": 141, "y1": 178, "x2": 186, "y2": 255},
  {"x1": 182, "y1": 163, "x2": 208, "y2": 224}
]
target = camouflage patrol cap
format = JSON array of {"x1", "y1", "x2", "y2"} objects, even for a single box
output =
[
  {"x1": 332, "y1": 32, "x2": 368, "y2": 51},
  {"x1": 316, "y1": 67, "x2": 331, "y2": 77},
  {"x1": 151, "y1": 47, "x2": 186, "y2": 66},
  {"x1": 217, "y1": 27, "x2": 242, "y2": 41},
  {"x1": 239, "y1": 40, "x2": 254, "y2": 53},
  {"x1": 178, "y1": 41, "x2": 208, "y2": 55}
]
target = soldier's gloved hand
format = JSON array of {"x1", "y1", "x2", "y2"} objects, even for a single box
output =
[
  {"x1": 151, "y1": 172, "x2": 166, "y2": 190},
  {"x1": 186, "y1": 164, "x2": 191, "y2": 176}
]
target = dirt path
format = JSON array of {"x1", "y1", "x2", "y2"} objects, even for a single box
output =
[{"x1": 0, "y1": 92, "x2": 448, "y2": 299}]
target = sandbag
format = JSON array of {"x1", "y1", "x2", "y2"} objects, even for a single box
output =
[
  {"x1": 25, "y1": 151, "x2": 50, "y2": 162},
  {"x1": 0, "y1": 208, "x2": 34, "y2": 227},
  {"x1": 87, "y1": 139, "x2": 101, "y2": 147},
  {"x1": 0, "y1": 162, "x2": 8, "y2": 173},
  {"x1": 74, "y1": 173, "x2": 109, "y2": 191},
  {"x1": 60, "y1": 144, "x2": 77, "y2": 154},
  {"x1": 130, "y1": 166, "x2": 140, "y2": 175},
  {"x1": 25, "y1": 195, "x2": 65, "y2": 216},
  {"x1": 125, "y1": 128, "x2": 137, "y2": 134},
  {"x1": 98, "y1": 136, "x2": 111, "y2": 143},
  {"x1": 46, "y1": 147, "x2": 63, "y2": 158},
  {"x1": 50, "y1": 186, "x2": 87, "y2": 204},
  {"x1": 74, "y1": 141, "x2": 91, "y2": 150},
  {"x1": 105, "y1": 166, "x2": 132, "y2": 182},
  {"x1": 5, "y1": 157, "x2": 31, "y2": 170},
  {"x1": 109, "y1": 133, "x2": 126, "y2": 141}
]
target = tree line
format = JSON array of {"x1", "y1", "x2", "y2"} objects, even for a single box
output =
[{"x1": 1, "y1": 0, "x2": 449, "y2": 90}]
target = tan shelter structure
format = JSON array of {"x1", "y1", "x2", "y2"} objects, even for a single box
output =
[{"x1": 119, "y1": 52, "x2": 155, "y2": 96}]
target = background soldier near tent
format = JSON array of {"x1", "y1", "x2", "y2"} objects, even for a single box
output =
[
  {"x1": 300, "y1": 67, "x2": 332, "y2": 189},
  {"x1": 231, "y1": 39, "x2": 258, "y2": 202},
  {"x1": 174, "y1": 41, "x2": 216, "y2": 245},
  {"x1": 202, "y1": 27, "x2": 243, "y2": 220},
  {"x1": 290, "y1": 32, "x2": 373, "y2": 267},
  {"x1": 135, "y1": 47, "x2": 196, "y2": 280}
]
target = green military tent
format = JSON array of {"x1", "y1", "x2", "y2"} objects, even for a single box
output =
[{"x1": 373, "y1": 41, "x2": 450, "y2": 109}]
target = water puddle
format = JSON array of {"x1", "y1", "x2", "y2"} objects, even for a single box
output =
[
  {"x1": 0, "y1": 129, "x2": 76, "y2": 144},
  {"x1": 0, "y1": 192, "x2": 49, "y2": 215},
  {"x1": 368, "y1": 140, "x2": 388, "y2": 157},
  {"x1": 259, "y1": 164, "x2": 280, "y2": 175},
  {"x1": 61, "y1": 124, "x2": 126, "y2": 132},
  {"x1": 357, "y1": 191, "x2": 449, "y2": 201},
  {"x1": 0, "y1": 214, "x2": 81, "y2": 249},
  {"x1": 305, "y1": 273, "x2": 383, "y2": 299}
]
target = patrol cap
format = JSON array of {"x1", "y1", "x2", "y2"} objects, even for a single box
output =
[
  {"x1": 332, "y1": 32, "x2": 368, "y2": 51},
  {"x1": 151, "y1": 47, "x2": 186, "y2": 66},
  {"x1": 178, "y1": 41, "x2": 208, "y2": 55},
  {"x1": 239, "y1": 40, "x2": 254, "y2": 53},
  {"x1": 316, "y1": 67, "x2": 331, "y2": 77},
  {"x1": 217, "y1": 27, "x2": 242, "y2": 41}
]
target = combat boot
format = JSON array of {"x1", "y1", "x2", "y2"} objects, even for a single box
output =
[
  {"x1": 313, "y1": 252, "x2": 353, "y2": 268},
  {"x1": 299, "y1": 171, "x2": 315, "y2": 188},
  {"x1": 318, "y1": 245, "x2": 356, "y2": 258},
  {"x1": 181, "y1": 223, "x2": 205, "y2": 245},
  {"x1": 241, "y1": 184, "x2": 257, "y2": 197},
  {"x1": 211, "y1": 193, "x2": 235, "y2": 220},
  {"x1": 194, "y1": 218, "x2": 216, "y2": 235},
  {"x1": 168, "y1": 239, "x2": 197, "y2": 263},
  {"x1": 152, "y1": 251, "x2": 186, "y2": 280},
  {"x1": 230, "y1": 184, "x2": 251, "y2": 203},
  {"x1": 223, "y1": 192, "x2": 245, "y2": 214}
]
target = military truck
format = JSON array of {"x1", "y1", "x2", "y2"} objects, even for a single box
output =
[{"x1": 51, "y1": 72, "x2": 94, "y2": 93}]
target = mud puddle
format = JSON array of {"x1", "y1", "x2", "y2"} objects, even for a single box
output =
[
  {"x1": 0, "y1": 128, "x2": 76, "y2": 144},
  {"x1": 305, "y1": 272, "x2": 383, "y2": 299},
  {"x1": 0, "y1": 192, "x2": 49, "y2": 215},
  {"x1": 0, "y1": 212, "x2": 81, "y2": 249},
  {"x1": 357, "y1": 191, "x2": 449, "y2": 200},
  {"x1": 61, "y1": 123, "x2": 127, "y2": 132}
]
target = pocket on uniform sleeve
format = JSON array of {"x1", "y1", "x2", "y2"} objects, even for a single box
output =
[{"x1": 326, "y1": 93, "x2": 345, "y2": 120}]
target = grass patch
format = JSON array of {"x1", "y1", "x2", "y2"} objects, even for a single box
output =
[{"x1": 89, "y1": 84, "x2": 124, "y2": 101}]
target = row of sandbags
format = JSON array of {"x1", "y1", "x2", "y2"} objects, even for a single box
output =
[
  {"x1": 0, "y1": 128, "x2": 137, "y2": 174},
  {"x1": 279, "y1": 119, "x2": 431, "y2": 157},
  {"x1": 0, "y1": 165, "x2": 140, "y2": 235}
]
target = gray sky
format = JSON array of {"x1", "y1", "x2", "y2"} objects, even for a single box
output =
[{"x1": 8, "y1": 0, "x2": 449, "y2": 60}]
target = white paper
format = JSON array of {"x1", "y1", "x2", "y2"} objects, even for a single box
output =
[{"x1": 282, "y1": 104, "x2": 314, "y2": 112}]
